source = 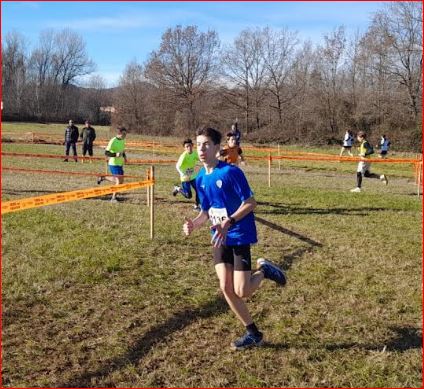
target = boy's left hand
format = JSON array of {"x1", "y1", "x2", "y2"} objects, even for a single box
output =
[{"x1": 210, "y1": 221, "x2": 230, "y2": 248}]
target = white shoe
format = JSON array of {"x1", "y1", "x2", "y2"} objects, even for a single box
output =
[
  {"x1": 172, "y1": 185, "x2": 181, "y2": 196},
  {"x1": 350, "y1": 187, "x2": 361, "y2": 193},
  {"x1": 380, "y1": 174, "x2": 388, "y2": 185},
  {"x1": 110, "y1": 198, "x2": 118, "y2": 203}
]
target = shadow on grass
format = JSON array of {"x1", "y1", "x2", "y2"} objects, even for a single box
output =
[
  {"x1": 256, "y1": 201, "x2": 389, "y2": 216},
  {"x1": 263, "y1": 325, "x2": 422, "y2": 353},
  {"x1": 256, "y1": 216, "x2": 322, "y2": 247},
  {"x1": 2, "y1": 189, "x2": 59, "y2": 196},
  {"x1": 60, "y1": 297, "x2": 229, "y2": 387},
  {"x1": 255, "y1": 216, "x2": 322, "y2": 272}
]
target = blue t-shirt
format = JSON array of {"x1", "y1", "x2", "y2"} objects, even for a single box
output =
[{"x1": 196, "y1": 161, "x2": 257, "y2": 246}]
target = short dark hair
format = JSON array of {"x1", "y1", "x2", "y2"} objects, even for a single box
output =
[
  {"x1": 196, "y1": 126, "x2": 222, "y2": 145},
  {"x1": 226, "y1": 131, "x2": 236, "y2": 139},
  {"x1": 183, "y1": 138, "x2": 193, "y2": 146},
  {"x1": 357, "y1": 131, "x2": 366, "y2": 138},
  {"x1": 117, "y1": 126, "x2": 127, "y2": 134}
]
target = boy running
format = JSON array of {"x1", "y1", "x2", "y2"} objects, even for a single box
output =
[
  {"x1": 351, "y1": 131, "x2": 388, "y2": 193},
  {"x1": 220, "y1": 132, "x2": 245, "y2": 166},
  {"x1": 172, "y1": 138, "x2": 200, "y2": 210},
  {"x1": 183, "y1": 127, "x2": 286, "y2": 350},
  {"x1": 340, "y1": 130, "x2": 354, "y2": 157},
  {"x1": 377, "y1": 135, "x2": 391, "y2": 158},
  {"x1": 97, "y1": 127, "x2": 127, "y2": 202}
]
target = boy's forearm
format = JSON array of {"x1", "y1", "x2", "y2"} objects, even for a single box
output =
[
  {"x1": 229, "y1": 197, "x2": 256, "y2": 223},
  {"x1": 192, "y1": 211, "x2": 209, "y2": 229}
]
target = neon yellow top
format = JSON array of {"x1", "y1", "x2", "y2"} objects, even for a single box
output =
[
  {"x1": 106, "y1": 137, "x2": 126, "y2": 166},
  {"x1": 358, "y1": 140, "x2": 373, "y2": 159},
  {"x1": 176, "y1": 150, "x2": 199, "y2": 182}
]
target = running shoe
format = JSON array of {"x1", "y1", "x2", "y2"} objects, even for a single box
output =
[
  {"x1": 231, "y1": 331, "x2": 263, "y2": 351},
  {"x1": 172, "y1": 185, "x2": 181, "y2": 196},
  {"x1": 97, "y1": 176, "x2": 104, "y2": 185},
  {"x1": 380, "y1": 174, "x2": 388, "y2": 185},
  {"x1": 350, "y1": 187, "x2": 361, "y2": 193},
  {"x1": 257, "y1": 258, "x2": 287, "y2": 286}
]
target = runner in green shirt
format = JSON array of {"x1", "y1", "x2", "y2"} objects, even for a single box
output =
[
  {"x1": 172, "y1": 138, "x2": 200, "y2": 210},
  {"x1": 97, "y1": 127, "x2": 127, "y2": 203}
]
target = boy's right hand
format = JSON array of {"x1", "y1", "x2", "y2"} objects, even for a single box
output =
[{"x1": 183, "y1": 217, "x2": 194, "y2": 236}]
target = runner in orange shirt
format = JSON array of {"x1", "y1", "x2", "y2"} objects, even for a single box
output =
[{"x1": 220, "y1": 132, "x2": 245, "y2": 166}]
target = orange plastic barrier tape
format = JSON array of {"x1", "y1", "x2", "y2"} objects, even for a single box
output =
[
  {"x1": 1, "y1": 179, "x2": 153, "y2": 214},
  {"x1": 272, "y1": 155, "x2": 420, "y2": 164},
  {"x1": 2, "y1": 167, "x2": 144, "y2": 179},
  {"x1": 2, "y1": 152, "x2": 177, "y2": 165},
  {"x1": 3, "y1": 151, "x2": 106, "y2": 161}
]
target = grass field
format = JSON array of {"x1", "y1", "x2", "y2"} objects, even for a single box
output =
[{"x1": 1, "y1": 122, "x2": 422, "y2": 387}]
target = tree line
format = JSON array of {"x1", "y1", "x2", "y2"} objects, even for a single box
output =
[{"x1": 2, "y1": 2, "x2": 422, "y2": 150}]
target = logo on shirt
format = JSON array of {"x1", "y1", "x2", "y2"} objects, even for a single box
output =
[{"x1": 216, "y1": 180, "x2": 223, "y2": 189}]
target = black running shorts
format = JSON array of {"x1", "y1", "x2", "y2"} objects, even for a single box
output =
[{"x1": 213, "y1": 244, "x2": 252, "y2": 271}]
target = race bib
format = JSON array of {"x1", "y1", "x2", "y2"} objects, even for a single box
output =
[
  {"x1": 184, "y1": 168, "x2": 194, "y2": 176},
  {"x1": 209, "y1": 207, "x2": 228, "y2": 225}
]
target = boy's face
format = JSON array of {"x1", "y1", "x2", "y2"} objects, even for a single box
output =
[
  {"x1": 228, "y1": 136, "x2": 236, "y2": 148},
  {"x1": 196, "y1": 135, "x2": 220, "y2": 164},
  {"x1": 184, "y1": 143, "x2": 193, "y2": 153},
  {"x1": 357, "y1": 135, "x2": 364, "y2": 142}
]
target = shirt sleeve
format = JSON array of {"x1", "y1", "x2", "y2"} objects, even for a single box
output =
[
  {"x1": 196, "y1": 176, "x2": 210, "y2": 211},
  {"x1": 176, "y1": 153, "x2": 186, "y2": 176},
  {"x1": 106, "y1": 138, "x2": 115, "y2": 152},
  {"x1": 227, "y1": 166, "x2": 253, "y2": 202}
]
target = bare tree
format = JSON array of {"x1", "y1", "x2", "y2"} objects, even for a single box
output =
[
  {"x1": 114, "y1": 61, "x2": 149, "y2": 132},
  {"x1": 80, "y1": 75, "x2": 110, "y2": 124},
  {"x1": 221, "y1": 28, "x2": 269, "y2": 133},
  {"x1": 145, "y1": 25, "x2": 220, "y2": 131},
  {"x1": 2, "y1": 31, "x2": 28, "y2": 117},
  {"x1": 261, "y1": 26, "x2": 300, "y2": 132},
  {"x1": 50, "y1": 29, "x2": 96, "y2": 86},
  {"x1": 313, "y1": 26, "x2": 346, "y2": 134},
  {"x1": 368, "y1": 2, "x2": 422, "y2": 122}
]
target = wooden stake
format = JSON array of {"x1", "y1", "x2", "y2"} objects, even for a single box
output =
[
  {"x1": 150, "y1": 165, "x2": 155, "y2": 240},
  {"x1": 146, "y1": 169, "x2": 150, "y2": 206},
  {"x1": 268, "y1": 152, "x2": 272, "y2": 188},
  {"x1": 278, "y1": 143, "x2": 281, "y2": 171}
]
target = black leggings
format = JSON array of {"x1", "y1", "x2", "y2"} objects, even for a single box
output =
[{"x1": 356, "y1": 171, "x2": 380, "y2": 188}]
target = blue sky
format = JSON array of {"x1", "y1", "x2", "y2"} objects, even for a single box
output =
[{"x1": 2, "y1": 1, "x2": 387, "y2": 87}]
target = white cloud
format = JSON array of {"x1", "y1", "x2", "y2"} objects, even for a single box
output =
[{"x1": 47, "y1": 14, "x2": 154, "y2": 31}]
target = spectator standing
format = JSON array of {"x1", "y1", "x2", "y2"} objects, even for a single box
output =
[
  {"x1": 80, "y1": 120, "x2": 97, "y2": 162},
  {"x1": 64, "y1": 120, "x2": 79, "y2": 162},
  {"x1": 231, "y1": 120, "x2": 241, "y2": 146}
]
